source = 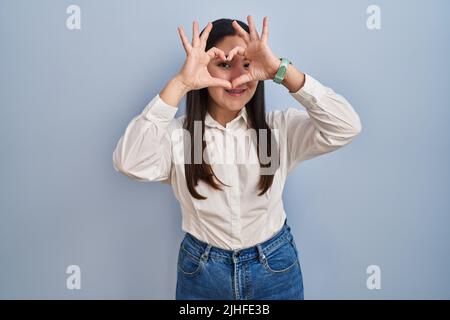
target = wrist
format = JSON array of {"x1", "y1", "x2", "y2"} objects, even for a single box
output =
[
  {"x1": 173, "y1": 75, "x2": 191, "y2": 95},
  {"x1": 159, "y1": 76, "x2": 190, "y2": 108},
  {"x1": 268, "y1": 57, "x2": 281, "y2": 80},
  {"x1": 282, "y1": 67, "x2": 306, "y2": 93}
]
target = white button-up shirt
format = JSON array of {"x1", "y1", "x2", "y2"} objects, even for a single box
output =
[{"x1": 112, "y1": 73, "x2": 362, "y2": 250}]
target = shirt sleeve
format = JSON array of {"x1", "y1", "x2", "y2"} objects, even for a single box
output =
[
  {"x1": 283, "y1": 73, "x2": 362, "y2": 174},
  {"x1": 112, "y1": 94, "x2": 178, "y2": 183}
]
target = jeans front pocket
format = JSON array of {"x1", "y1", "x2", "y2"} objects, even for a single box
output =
[
  {"x1": 177, "y1": 245, "x2": 204, "y2": 277},
  {"x1": 261, "y1": 238, "x2": 299, "y2": 274}
]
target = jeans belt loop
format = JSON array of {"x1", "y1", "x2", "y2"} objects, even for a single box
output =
[
  {"x1": 201, "y1": 244, "x2": 212, "y2": 262},
  {"x1": 256, "y1": 244, "x2": 266, "y2": 263}
]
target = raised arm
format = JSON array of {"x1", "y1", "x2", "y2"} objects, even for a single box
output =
[
  {"x1": 282, "y1": 71, "x2": 362, "y2": 174},
  {"x1": 112, "y1": 20, "x2": 234, "y2": 182}
]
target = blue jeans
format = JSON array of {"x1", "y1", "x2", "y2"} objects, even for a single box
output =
[{"x1": 176, "y1": 219, "x2": 304, "y2": 300}]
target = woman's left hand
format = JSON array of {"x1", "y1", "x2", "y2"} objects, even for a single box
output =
[{"x1": 227, "y1": 15, "x2": 282, "y2": 88}]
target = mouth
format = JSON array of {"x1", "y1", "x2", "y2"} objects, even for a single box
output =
[{"x1": 225, "y1": 88, "x2": 246, "y2": 97}]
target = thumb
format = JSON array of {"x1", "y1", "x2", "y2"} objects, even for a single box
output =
[
  {"x1": 231, "y1": 74, "x2": 251, "y2": 89},
  {"x1": 209, "y1": 77, "x2": 232, "y2": 89}
]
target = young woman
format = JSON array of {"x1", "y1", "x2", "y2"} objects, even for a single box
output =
[{"x1": 112, "y1": 16, "x2": 362, "y2": 300}]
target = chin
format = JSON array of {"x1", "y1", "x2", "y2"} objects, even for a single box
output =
[
  {"x1": 221, "y1": 95, "x2": 250, "y2": 107},
  {"x1": 222, "y1": 102, "x2": 246, "y2": 111}
]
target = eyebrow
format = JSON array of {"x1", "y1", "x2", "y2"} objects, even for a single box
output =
[{"x1": 214, "y1": 57, "x2": 250, "y2": 62}]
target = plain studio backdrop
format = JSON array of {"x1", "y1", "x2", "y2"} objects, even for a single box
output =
[{"x1": 0, "y1": 0, "x2": 449, "y2": 299}]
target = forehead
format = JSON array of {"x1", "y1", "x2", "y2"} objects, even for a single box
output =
[{"x1": 214, "y1": 35, "x2": 247, "y2": 54}]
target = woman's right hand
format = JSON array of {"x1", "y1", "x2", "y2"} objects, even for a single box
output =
[{"x1": 176, "y1": 21, "x2": 232, "y2": 91}]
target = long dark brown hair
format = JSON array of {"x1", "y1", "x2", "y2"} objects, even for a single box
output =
[{"x1": 183, "y1": 18, "x2": 279, "y2": 200}]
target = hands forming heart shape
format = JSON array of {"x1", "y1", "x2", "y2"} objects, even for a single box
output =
[{"x1": 176, "y1": 15, "x2": 282, "y2": 91}]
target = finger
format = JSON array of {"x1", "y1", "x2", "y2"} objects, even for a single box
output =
[
  {"x1": 247, "y1": 15, "x2": 260, "y2": 40},
  {"x1": 231, "y1": 20, "x2": 250, "y2": 43},
  {"x1": 177, "y1": 26, "x2": 192, "y2": 54},
  {"x1": 226, "y1": 46, "x2": 246, "y2": 61},
  {"x1": 210, "y1": 77, "x2": 232, "y2": 90},
  {"x1": 192, "y1": 20, "x2": 200, "y2": 47},
  {"x1": 261, "y1": 16, "x2": 269, "y2": 43},
  {"x1": 231, "y1": 74, "x2": 252, "y2": 89},
  {"x1": 206, "y1": 47, "x2": 226, "y2": 61},
  {"x1": 206, "y1": 47, "x2": 227, "y2": 61},
  {"x1": 199, "y1": 21, "x2": 212, "y2": 50}
]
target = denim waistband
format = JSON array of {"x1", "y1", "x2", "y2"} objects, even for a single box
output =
[{"x1": 180, "y1": 219, "x2": 294, "y2": 264}]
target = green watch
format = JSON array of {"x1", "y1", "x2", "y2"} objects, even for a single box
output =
[{"x1": 273, "y1": 57, "x2": 292, "y2": 84}]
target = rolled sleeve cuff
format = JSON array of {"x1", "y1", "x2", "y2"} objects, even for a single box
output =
[
  {"x1": 289, "y1": 73, "x2": 328, "y2": 107},
  {"x1": 142, "y1": 94, "x2": 178, "y2": 122}
]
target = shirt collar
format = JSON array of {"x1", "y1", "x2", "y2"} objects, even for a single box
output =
[{"x1": 205, "y1": 107, "x2": 249, "y2": 130}]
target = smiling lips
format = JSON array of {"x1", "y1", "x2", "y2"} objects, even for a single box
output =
[{"x1": 225, "y1": 88, "x2": 246, "y2": 96}]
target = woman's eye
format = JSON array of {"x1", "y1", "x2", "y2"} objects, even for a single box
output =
[{"x1": 218, "y1": 63, "x2": 250, "y2": 68}]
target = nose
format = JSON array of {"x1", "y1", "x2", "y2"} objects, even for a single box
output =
[{"x1": 228, "y1": 65, "x2": 249, "y2": 82}]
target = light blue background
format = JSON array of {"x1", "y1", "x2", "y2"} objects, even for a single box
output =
[{"x1": 1, "y1": 0, "x2": 449, "y2": 299}]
